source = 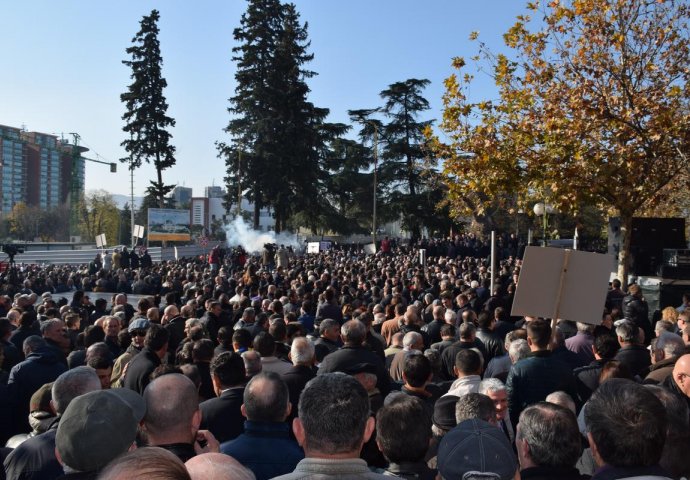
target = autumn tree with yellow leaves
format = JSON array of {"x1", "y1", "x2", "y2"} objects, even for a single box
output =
[{"x1": 427, "y1": 0, "x2": 690, "y2": 285}]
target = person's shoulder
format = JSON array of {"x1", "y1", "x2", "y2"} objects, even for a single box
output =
[{"x1": 574, "y1": 363, "x2": 601, "y2": 375}]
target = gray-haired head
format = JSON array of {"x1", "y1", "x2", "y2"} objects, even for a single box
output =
[
  {"x1": 479, "y1": 378, "x2": 506, "y2": 396},
  {"x1": 341, "y1": 320, "x2": 366, "y2": 346},
  {"x1": 318, "y1": 318, "x2": 339, "y2": 335},
  {"x1": 51, "y1": 366, "x2": 101, "y2": 414},
  {"x1": 545, "y1": 391, "x2": 576, "y2": 415},
  {"x1": 508, "y1": 339, "x2": 530, "y2": 363},
  {"x1": 290, "y1": 336, "x2": 314, "y2": 366},
  {"x1": 652, "y1": 331, "x2": 686, "y2": 359},
  {"x1": 402, "y1": 331, "x2": 423, "y2": 350}
]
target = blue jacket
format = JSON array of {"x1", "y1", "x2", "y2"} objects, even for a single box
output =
[{"x1": 220, "y1": 420, "x2": 304, "y2": 480}]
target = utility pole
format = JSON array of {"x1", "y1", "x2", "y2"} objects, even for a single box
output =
[
  {"x1": 130, "y1": 163, "x2": 135, "y2": 248},
  {"x1": 68, "y1": 133, "x2": 82, "y2": 240},
  {"x1": 372, "y1": 124, "x2": 378, "y2": 247}
]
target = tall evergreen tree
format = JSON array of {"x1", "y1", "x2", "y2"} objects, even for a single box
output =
[
  {"x1": 380, "y1": 79, "x2": 433, "y2": 241},
  {"x1": 221, "y1": 0, "x2": 328, "y2": 232},
  {"x1": 220, "y1": 0, "x2": 283, "y2": 229},
  {"x1": 121, "y1": 9, "x2": 177, "y2": 208},
  {"x1": 350, "y1": 80, "x2": 441, "y2": 240}
]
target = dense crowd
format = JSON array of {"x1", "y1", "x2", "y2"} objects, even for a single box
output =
[{"x1": 0, "y1": 235, "x2": 689, "y2": 480}]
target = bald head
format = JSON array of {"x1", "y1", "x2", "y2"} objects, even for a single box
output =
[
  {"x1": 99, "y1": 447, "x2": 190, "y2": 480},
  {"x1": 185, "y1": 453, "x2": 255, "y2": 480},
  {"x1": 673, "y1": 354, "x2": 690, "y2": 398},
  {"x1": 143, "y1": 373, "x2": 200, "y2": 442},
  {"x1": 164, "y1": 305, "x2": 179, "y2": 317}
]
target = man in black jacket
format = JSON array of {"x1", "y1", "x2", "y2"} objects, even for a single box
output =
[
  {"x1": 199, "y1": 351, "x2": 246, "y2": 444},
  {"x1": 8, "y1": 336, "x2": 67, "y2": 435},
  {"x1": 622, "y1": 284, "x2": 652, "y2": 344},
  {"x1": 200, "y1": 301, "x2": 225, "y2": 341},
  {"x1": 3, "y1": 367, "x2": 101, "y2": 480},
  {"x1": 573, "y1": 333, "x2": 620, "y2": 403},
  {"x1": 315, "y1": 288, "x2": 342, "y2": 325},
  {"x1": 317, "y1": 320, "x2": 391, "y2": 396},
  {"x1": 281, "y1": 337, "x2": 316, "y2": 421},
  {"x1": 440, "y1": 322, "x2": 488, "y2": 381},
  {"x1": 506, "y1": 319, "x2": 576, "y2": 427},
  {"x1": 423, "y1": 305, "x2": 446, "y2": 345},
  {"x1": 162, "y1": 305, "x2": 186, "y2": 355},
  {"x1": 475, "y1": 311, "x2": 505, "y2": 366},
  {"x1": 313, "y1": 319, "x2": 341, "y2": 362},
  {"x1": 122, "y1": 324, "x2": 169, "y2": 395},
  {"x1": 613, "y1": 320, "x2": 651, "y2": 378}
]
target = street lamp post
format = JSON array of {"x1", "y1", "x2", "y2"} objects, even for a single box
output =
[{"x1": 533, "y1": 202, "x2": 554, "y2": 246}]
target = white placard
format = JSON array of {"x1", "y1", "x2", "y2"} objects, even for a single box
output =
[
  {"x1": 363, "y1": 243, "x2": 377, "y2": 255},
  {"x1": 95, "y1": 234, "x2": 107, "y2": 248},
  {"x1": 307, "y1": 242, "x2": 320, "y2": 254},
  {"x1": 511, "y1": 246, "x2": 613, "y2": 325}
]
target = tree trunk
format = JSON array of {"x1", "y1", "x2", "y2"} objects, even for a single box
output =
[
  {"x1": 156, "y1": 151, "x2": 164, "y2": 209},
  {"x1": 617, "y1": 213, "x2": 633, "y2": 288},
  {"x1": 253, "y1": 180, "x2": 260, "y2": 230}
]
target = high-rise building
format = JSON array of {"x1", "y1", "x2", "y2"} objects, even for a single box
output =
[
  {"x1": 172, "y1": 186, "x2": 192, "y2": 207},
  {"x1": 0, "y1": 125, "x2": 28, "y2": 213},
  {"x1": 0, "y1": 124, "x2": 86, "y2": 214},
  {"x1": 204, "y1": 185, "x2": 224, "y2": 199}
]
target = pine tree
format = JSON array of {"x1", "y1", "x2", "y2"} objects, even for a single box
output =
[
  {"x1": 380, "y1": 79, "x2": 433, "y2": 241},
  {"x1": 221, "y1": 0, "x2": 328, "y2": 232},
  {"x1": 221, "y1": 0, "x2": 283, "y2": 229},
  {"x1": 349, "y1": 80, "x2": 440, "y2": 240},
  {"x1": 121, "y1": 9, "x2": 177, "y2": 209}
]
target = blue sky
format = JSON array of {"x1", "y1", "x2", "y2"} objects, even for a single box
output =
[{"x1": 1, "y1": 1, "x2": 529, "y2": 198}]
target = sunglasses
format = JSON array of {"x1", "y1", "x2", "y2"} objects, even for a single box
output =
[{"x1": 131, "y1": 330, "x2": 147, "y2": 337}]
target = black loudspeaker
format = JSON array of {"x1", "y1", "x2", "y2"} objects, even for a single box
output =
[
  {"x1": 641, "y1": 281, "x2": 690, "y2": 314},
  {"x1": 629, "y1": 218, "x2": 686, "y2": 276},
  {"x1": 659, "y1": 282, "x2": 690, "y2": 310}
]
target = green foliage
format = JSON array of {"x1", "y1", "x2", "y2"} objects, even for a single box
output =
[
  {"x1": 121, "y1": 9, "x2": 177, "y2": 208},
  {"x1": 6, "y1": 203, "x2": 70, "y2": 242},
  {"x1": 78, "y1": 190, "x2": 120, "y2": 244},
  {"x1": 220, "y1": 0, "x2": 345, "y2": 233},
  {"x1": 349, "y1": 79, "x2": 446, "y2": 240}
]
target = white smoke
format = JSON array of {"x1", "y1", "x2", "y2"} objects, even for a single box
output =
[{"x1": 224, "y1": 217, "x2": 301, "y2": 253}]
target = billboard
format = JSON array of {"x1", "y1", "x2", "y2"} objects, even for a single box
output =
[{"x1": 148, "y1": 208, "x2": 191, "y2": 242}]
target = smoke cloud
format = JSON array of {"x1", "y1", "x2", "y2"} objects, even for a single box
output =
[{"x1": 224, "y1": 217, "x2": 301, "y2": 253}]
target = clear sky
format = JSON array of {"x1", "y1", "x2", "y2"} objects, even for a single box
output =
[{"x1": 1, "y1": 1, "x2": 528, "y2": 198}]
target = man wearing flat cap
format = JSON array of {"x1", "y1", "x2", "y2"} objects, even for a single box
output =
[{"x1": 54, "y1": 388, "x2": 145, "y2": 479}]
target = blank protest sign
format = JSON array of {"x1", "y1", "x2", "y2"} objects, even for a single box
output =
[{"x1": 511, "y1": 246, "x2": 612, "y2": 325}]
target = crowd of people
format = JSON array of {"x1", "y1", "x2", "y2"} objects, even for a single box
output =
[{"x1": 0, "y1": 234, "x2": 689, "y2": 480}]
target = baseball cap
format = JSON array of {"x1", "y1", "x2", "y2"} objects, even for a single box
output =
[
  {"x1": 128, "y1": 317, "x2": 150, "y2": 333},
  {"x1": 56, "y1": 389, "x2": 145, "y2": 472},
  {"x1": 437, "y1": 418, "x2": 517, "y2": 480}
]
